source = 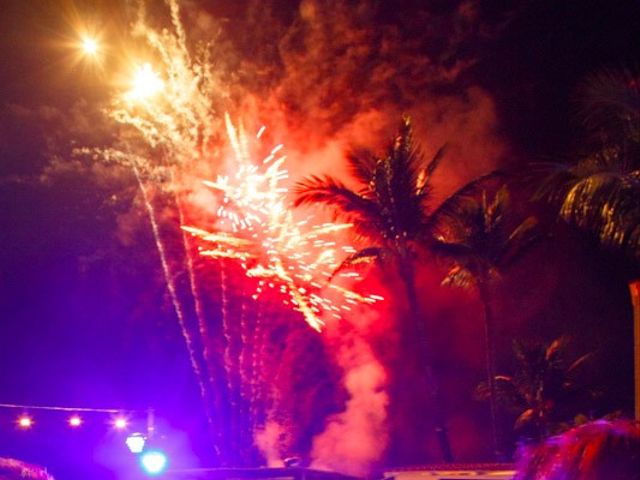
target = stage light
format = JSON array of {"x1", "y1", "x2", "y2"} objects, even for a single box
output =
[
  {"x1": 17, "y1": 415, "x2": 33, "y2": 429},
  {"x1": 126, "y1": 432, "x2": 146, "y2": 454},
  {"x1": 113, "y1": 416, "x2": 128, "y2": 430},
  {"x1": 140, "y1": 450, "x2": 168, "y2": 476},
  {"x1": 68, "y1": 415, "x2": 83, "y2": 427}
]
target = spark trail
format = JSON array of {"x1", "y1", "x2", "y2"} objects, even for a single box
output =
[
  {"x1": 81, "y1": 0, "x2": 228, "y2": 458},
  {"x1": 130, "y1": 165, "x2": 219, "y2": 456}
]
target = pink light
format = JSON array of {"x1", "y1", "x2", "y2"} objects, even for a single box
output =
[
  {"x1": 113, "y1": 417, "x2": 128, "y2": 430},
  {"x1": 68, "y1": 415, "x2": 83, "y2": 427},
  {"x1": 17, "y1": 415, "x2": 33, "y2": 429}
]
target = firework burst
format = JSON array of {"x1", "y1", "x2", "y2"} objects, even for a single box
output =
[{"x1": 183, "y1": 114, "x2": 383, "y2": 332}]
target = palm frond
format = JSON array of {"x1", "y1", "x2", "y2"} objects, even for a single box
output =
[
  {"x1": 425, "y1": 171, "x2": 502, "y2": 235},
  {"x1": 483, "y1": 187, "x2": 508, "y2": 239},
  {"x1": 514, "y1": 408, "x2": 537, "y2": 431},
  {"x1": 578, "y1": 69, "x2": 640, "y2": 137},
  {"x1": 366, "y1": 120, "x2": 436, "y2": 241},
  {"x1": 500, "y1": 216, "x2": 541, "y2": 268},
  {"x1": 513, "y1": 340, "x2": 530, "y2": 369},
  {"x1": 378, "y1": 125, "x2": 422, "y2": 199},
  {"x1": 433, "y1": 185, "x2": 540, "y2": 289},
  {"x1": 430, "y1": 238, "x2": 474, "y2": 258},
  {"x1": 394, "y1": 115, "x2": 414, "y2": 158},
  {"x1": 293, "y1": 174, "x2": 380, "y2": 219},
  {"x1": 507, "y1": 216, "x2": 539, "y2": 246},
  {"x1": 330, "y1": 246, "x2": 386, "y2": 279},
  {"x1": 530, "y1": 161, "x2": 579, "y2": 204},
  {"x1": 475, "y1": 375, "x2": 522, "y2": 405},
  {"x1": 560, "y1": 170, "x2": 640, "y2": 258},
  {"x1": 535, "y1": 70, "x2": 640, "y2": 265},
  {"x1": 294, "y1": 117, "x2": 454, "y2": 267},
  {"x1": 347, "y1": 148, "x2": 378, "y2": 186},
  {"x1": 416, "y1": 144, "x2": 447, "y2": 196},
  {"x1": 441, "y1": 265, "x2": 476, "y2": 290},
  {"x1": 545, "y1": 336, "x2": 569, "y2": 362},
  {"x1": 566, "y1": 352, "x2": 595, "y2": 376}
]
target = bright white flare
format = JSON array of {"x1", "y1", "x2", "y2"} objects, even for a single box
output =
[
  {"x1": 17, "y1": 415, "x2": 33, "y2": 429},
  {"x1": 113, "y1": 416, "x2": 128, "y2": 430},
  {"x1": 68, "y1": 415, "x2": 83, "y2": 427},
  {"x1": 81, "y1": 37, "x2": 98, "y2": 56},
  {"x1": 127, "y1": 63, "x2": 164, "y2": 101}
]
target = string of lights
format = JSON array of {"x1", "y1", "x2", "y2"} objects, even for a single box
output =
[
  {"x1": 0, "y1": 402, "x2": 131, "y2": 413},
  {"x1": 0, "y1": 402, "x2": 149, "y2": 430},
  {"x1": 0, "y1": 402, "x2": 166, "y2": 473}
]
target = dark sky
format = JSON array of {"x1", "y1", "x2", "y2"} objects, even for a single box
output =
[{"x1": 1, "y1": 0, "x2": 640, "y2": 478}]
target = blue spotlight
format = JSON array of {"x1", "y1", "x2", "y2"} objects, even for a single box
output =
[{"x1": 140, "y1": 450, "x2": 168, "y2": 476}]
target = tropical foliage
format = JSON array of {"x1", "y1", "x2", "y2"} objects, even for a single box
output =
[
  {"x1": 433, "y1": 186, "x2": 538, "y2": 290},
  {"x1": 476, "y1": 336, "x2": 596, "y2": 442},
  {"x1": 293, "y1": 116, "x2": 446, "y2": 350},
  {"x1": 534, "y1": 69, "x2": 640, "y2": 421},
  {"x1": 431, "y1": 185, "x2": 538, "y2": 456},
  {"x1": 535, "y1": 70, "x2": 640, "y2": 263},
  {"x1": 294, "y1": 116, "x2": 446, "y2": 263},
  {"x1": 294, "y1": 116, "x2": 454, "y2": 461}
]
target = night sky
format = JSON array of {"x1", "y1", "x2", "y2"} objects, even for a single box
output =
[{"x1": 1, "y1": 1, "x2": 640, "y2": 479}]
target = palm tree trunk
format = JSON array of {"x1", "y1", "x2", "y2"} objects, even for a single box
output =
[
  {"x1": 630, "y1": 279, "x2": 640, "y2": 420},
  {"x1": 398, "y1": 258, "x2": 453, "y2": 462},
  {"x1": 478, "y1": 281, "x2": 502, "y2": 460}
]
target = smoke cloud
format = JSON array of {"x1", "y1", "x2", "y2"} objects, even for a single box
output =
[
  {"x1": 225, "y1": 0, "x2": 508, "y2": 193},
  {"x1": 310, "y1": 308, "x2": 390, "y2": 476}
]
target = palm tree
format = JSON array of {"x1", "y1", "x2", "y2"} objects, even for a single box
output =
[
  {"x1": 534, "y1": 69, "x2": 640, "y2": 418},
  {"x1": 475, "y1": 337, "x2": 596, "y2": 443},
  {"x1": 293, "y1": 116, "x2": 453, "y2": 462},
  {"x1": 431, "y1": 185, "x2": 538, "y2": 458}
]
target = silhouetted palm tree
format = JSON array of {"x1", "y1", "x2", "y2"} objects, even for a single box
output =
[
  {"x1": 293, "y1": 116, "x2": 454, "y2": 461},
  {"x1": 535, "y1": 69, "x2": 640, "y2": 418},
  {"x1": 475, "y1": 337, "x2": 595, "y2": 443},
  {"x1": 431, "y1": 185, "x2": 538, "y2": 458}
]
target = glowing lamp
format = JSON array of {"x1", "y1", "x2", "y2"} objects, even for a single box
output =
[
  {"x1": 140, "y1": 450, "x2": 168, "y2": 476},
  {"x1": 113, "y1": 416, "x2": 128, "y2": 430},
  {"x1": 17, "y1": 415, "x2": 33, "y2": 429},
  {"x1": 68, "y1": 415, "x2": 83, "y2": 427},
  {"x1": 126, "y1": 432, "x2": 146, "y2": 454}
]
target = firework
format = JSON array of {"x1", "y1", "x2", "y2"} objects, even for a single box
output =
[
  {"x1": 77, "y1": 0, "x2": 384, "y2": 465},
  {"x1": 75, "y1": 0, "x2": 229, "y2": 459},
  {"x1": 108, "y1": 1, "x2": 222, "y2": 166},
  {"x1": 182, "y1": 115, "x2": 382, "y2": 332}
]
